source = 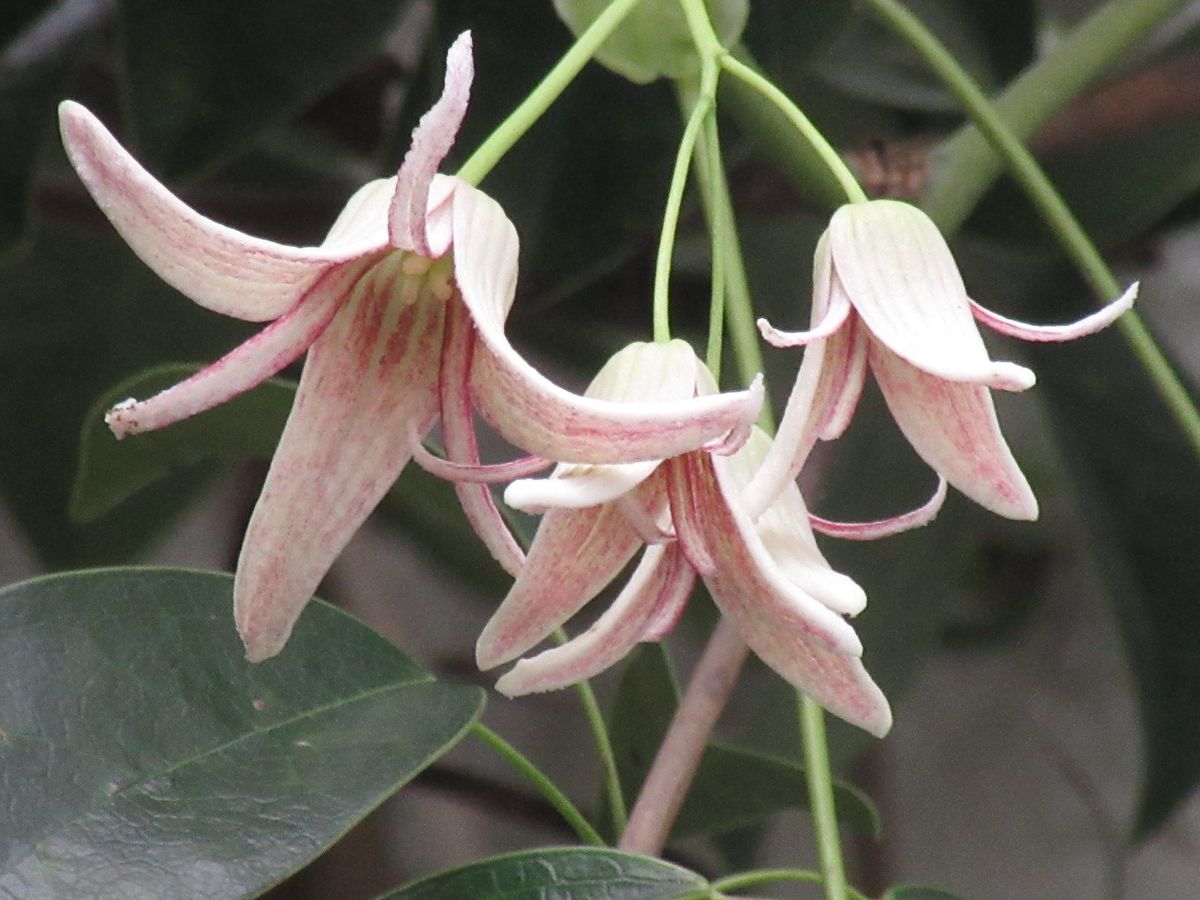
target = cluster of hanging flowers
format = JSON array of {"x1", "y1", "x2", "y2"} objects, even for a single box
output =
[{"x1": 60, "y1": 34, "x2": 1134, "y2": 739}]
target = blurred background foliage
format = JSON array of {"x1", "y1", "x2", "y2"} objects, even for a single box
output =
[{"x1": 3, "y1": 0, "x2": 1200, "y2": 897}]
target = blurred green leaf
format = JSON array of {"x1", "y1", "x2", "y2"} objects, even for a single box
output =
[
  {"x1": 376, "y1": 848, "x2": 708, "y2": 900},
  {"x1": 0, "y1": 567, "x2": 484, "y2": 899},
  {"x1": 553, "y1": 0, "x2": 747, "y2": 84},
  {"x1": 118, "y1": 0, "x2": 413, "y2": 175},
  {"x1": 0, "y1": 226, "x2": 251, "y2": 565},
  {"x1": 72, "y1": 364, "x2": 511, "y2": 592}
]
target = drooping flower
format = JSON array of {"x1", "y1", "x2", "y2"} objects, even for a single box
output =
[
  {"x1": 473, "y1": 340, "x2": 940, "y2": 738},
  {"x1": 746, "y1": 199, "x2": 1136, "y2": 521},
  {"x1": 60, "y1": 33, "x2": 762, "y2": 662}
]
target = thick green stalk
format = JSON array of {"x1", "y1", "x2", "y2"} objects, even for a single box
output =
[
  {"x1": 471, "y1": 722, "x2": 605, "y2": 845},
  {"x1": 456, "y1": 0, "x2": 647, "y2": 185},
  {"x1": 864, "y1": 0, "x2": 1200, "y2": 461},
  {"x1": 923, "y1": 0, "x2": 1192, "y2": 231}
]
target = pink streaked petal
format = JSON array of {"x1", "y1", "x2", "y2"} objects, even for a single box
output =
[
  {"x1": 494, "y1": 542, "x2": 692, "y2": 696},
  {"x1": 690, "y1": 452, "x2": 888, "y2": 734},
  {"x1": 731, "y1": 430, "x2": 867, "y2": 617},
  {"x1": 409, "y1": 433, "x2": 552, "y2": 483},
  {"x1": 870, "y1": 340, "x2": 1038, "y2": 521},
  {"x1": 757, "y1": 288, "x2": 851, "y2": 348},
  {"x1": 615, "y1": 491, "x2": 674, "y2": 545},
  {"x1": 830, "y1": 200, "x2": 1034, "y2": 391},
  {"x1": 105, "y1": 261, "x2": 368, "y2": 438},
  {"x1": 816, "y1": 313, "x2": 869, "y2": 441},
  {"x1": 504, "y1": 460, "x2": 661, "y2": 513},
  {"x1": 59, "y1": 101, "x2": 377, "y2": 322},
  {"x1": 388, "y1": 32, "x2": 473, "y2": 255},
  {"x1": 810, "y1": 478, "x2": 947, "y2": 541},
  {"x1": 234, "y1": 271, "x2": 446, "y2": 662},
  {"x1": 969, "y1": 282, "x2": 1137, "y2": 342},
  {"x1": 475, "y1": 502, "x2": 644, "y2": 670},
  {"x1": 449, "y1": 191, "x2": 765, "y2": 462},
  {"x1": 638, "y1": 548, "x2": 696, "y2": 642},
  {"x1": 666, "y1": 455, "x2": 716, "y2": 577},
  {"x1": 438, "y1": 296, "x2": 524, "y2": 578}
]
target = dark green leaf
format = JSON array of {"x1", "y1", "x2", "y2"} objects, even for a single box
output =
[
  {"x1": 376, "y1": 848, "x2": 708, "y2": 900},
  {"x1": 0, "y1": 567, "x2": 484, "y2": 898},
  {"x1": 553, "y1": 0, "x2": 747, "y2": 84},
  {"x1": 118, "y1": 0, "x2": 413, "y2": 175}
]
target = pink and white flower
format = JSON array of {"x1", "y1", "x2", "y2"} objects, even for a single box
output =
[
  {"x1": 747, "y1": 199, "x2": 1136, "y2": 521},
  {"x1": 60, "y1": 33, "x2": 762, "y2": 662},
  {"x1": 473, "y1": 340, "x2": 930, "y2": 738}
]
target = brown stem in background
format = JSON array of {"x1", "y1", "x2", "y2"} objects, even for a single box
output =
[{"x1": 618, "y1": 618, "x2": 750, "y2": 855}]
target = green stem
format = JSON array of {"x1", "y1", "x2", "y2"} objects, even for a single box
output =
[
  {"x1": 653, "y1": 60, "x2": 718, "y2": 342},
  {"x1": 701, "y1": 113, "x2": 726, "y2": 379},
  {"x1": 471, "y1": 722, "x2": 605, "y2": 846},
  {"x1": 712, "y1": 868, "x2": 870, "y2": 900},
  {"x1": 564, "y1": 635, "x2": 629, "y2": 836},
  {"x1": 456, "y1": 0, "x2": 648, "y2": 186},
  {"x1": 800, "y1": 694, "x2": 849, "y2": 900},
  {"x1": 719, "y1": 54, "x2": 867, "y2": 204},
  {"x1": 922, "y1": 0, "x2": 1192, "y2": 231},
  {"x1": 864, "y1": 0, "x2": 1200, "y2": 461}
]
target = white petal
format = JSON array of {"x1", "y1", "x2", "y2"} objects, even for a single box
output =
[
  {"x1": 235, "y1": 272, "x2": 445, "y2": 661},
  {"x1": 830, "y1": 200, "x2": 1034, "y2": 391},
  {"x1": 870, "y1": 339, "x2": 1038, "y2": 520},
  {"x1": 969, "y1": 281, "x2": 1137, "y2": 342},
  {"x1": 59, "y1": 101, "x2": 381, "y2": 322},
  {"x1": 505, "y1": 461, "x2": 661, "y2": 512}
]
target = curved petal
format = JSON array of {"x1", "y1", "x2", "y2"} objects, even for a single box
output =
[
  {"x1": 969, "y1": 281, "x2": 1137, "y2": 342},
  {"x1": 409, "y1": 433, "x2": 551, "y2": 483},
  {"x1": 733, "y1": 430, "x2": 867, "y2": 616},
  {"x1": 687, "y1": 450, "x2": 890, "y2": 736},
  {"x1": 474, "y1": 498, "x2": 647, "y2": 670},
  {"x1": 870, "y1": 339, "x2": 1038, "y2": 520},
  {"x1": 389, "y1": 32, "x2": 473, "y2": 255},
  {"x1": 105, "y1": 260, "x2": 369, "y2": 437},
  {"x1": 449, "y1": 191, "x2": 764, "y2": 463},
  {"x1": 756, "y1": 288, "x2": 851, "y2": 347},
  {"x1": 504, "y1": 460, "x2": 661, "y2": 512},
  {"x1": 439, "y1": 296, "x2": 524, "y2": 577},
  {"x1": 830, "y1": 200, "x2": 1034, "y2": 391},
  {"x1": 59, "y1": 101, "x2": 380, "y2": 322},
  {"x1": 494, "y1": 542, "x2": 694, "y2": 696},
  {"x1": 234, "y1": 271, "x2": 445, "y2": 662},
  {"x1": 809, "y1": 478, "x2": 947, "y2": 540}
]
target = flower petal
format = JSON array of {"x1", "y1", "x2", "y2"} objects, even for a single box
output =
[
  {"x1": 756, "y1": 288, "x2": 851, "y2": 347},
  {"x1": 809, "y1": 478, "x2": 947, "y2": 540},
  {"x1": 474, "y1": 498, "x2": 647, "y2": 670},
  {"x1": 687, "y1": 449, "x2": 890, "y2": 736},
  {"x1": 233, "y1": 268, "x2": 445, "y2": 661},
  {"x1": 504, "y1": 460, "x2": 661, "y2": 512},
  {"x1": 105, "y1": 259, "x2": 370, "y2": 437},
  {"x1": 870, "y1": 340, "x2": 1038, "y2": 520},
  {"x1": 494, "y1": 542, "x2": 694, "y2": 696},
  {"x1": 409, "y1": 433, "x2": 552, "y2": 483},
  {"x1": 449, "y1": 193, "x2": 764, "y2": 463},
  {"x1": 439, "y1": 296, "x2": 525, "y2": 577},
  {"x1": 59, "y1": 101, "x2": 378, "y2": 322},
  {"x1": 830, "y1": 200, "x2": 1034, "y2": 391},
  {"x1": 389, "y1": 32, "x2": 473, "y2": 255},
  {"x1": 969, "y1": 281, "x2": 1137, "y2": 342}
]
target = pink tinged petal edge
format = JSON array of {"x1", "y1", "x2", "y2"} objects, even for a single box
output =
[
  {"x1": 970, "y1": 282, "x2": 1138, "y2": 342},
  {"x1": 450, "y1": 186, "x2": 765, "y2": 463},
  {"x1": 105, "y1": 261, "x2": 369, "y2": 438},
  {"x1": 665, "y1": 455, "x2": 717, "y2": 577},
  {"x1": 438, "y1": 296, "x2": 525, "y2": 578},
  {"x1": 830, "y1": 200, "x2": 1034, "y2": 392},
  {"x1": 638, "y1": 548, "x2": 696, "y2": 641},
  {"x1": 235, "y1": 265, "x2": 446, "y2": 662},
  {"x1": 691, "y1": 452, "x2": 891, "y2": 737},
  {"x1": 870, "y1": 339, "x2": 1038, "y2": 521},
  {"x1": 389, "y1": 32, "x2": 473, "y2": 255},
  {"x1": 756, "y1": 288, "x2": 852, "y2": 348},
  {"x1": 58, "y1": 101, "x2": 377, "y2": 323},
  {"x1": 494, "y1": 542, "x2": 694, "y2": 696},
  {"x1": 732, "y1": 429, "x2": 867, "y2": 617},
  {"x1": 475, "y1": 481, "x2": 658, "y2": 670},
  {"x1": 409, "y1": 435, "x2": 552, "y2": 483},
  {"x1": 809, "y1": 477, "x2": 947, "y2": 541}
]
